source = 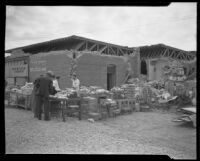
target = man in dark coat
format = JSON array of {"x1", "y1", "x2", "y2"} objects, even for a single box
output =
[{"x1": 34, "y1": 71, "x2": 54, "y2": 121}]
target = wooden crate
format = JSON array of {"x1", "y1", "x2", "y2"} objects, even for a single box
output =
[
  {"x1": 115, "y1": 99, "x2": 135, "y2": 113},
  {"x1": 16, "y1": 93, "x2": 31, "y2": 110}
]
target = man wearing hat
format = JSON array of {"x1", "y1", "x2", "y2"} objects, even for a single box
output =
[{"x1": 34, "y1": 71, "x2": 54, "y2": 120}]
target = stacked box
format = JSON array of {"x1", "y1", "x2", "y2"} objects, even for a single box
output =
[
  {"x1": 115, "y1": 99, "x2": 135, "y2": 113},
  {"x1": 121, "y1": 84, "x2": 136, "y2": 99},
  {"x1": 141, "y1": 86, "x2": 154, "y2": 104}
]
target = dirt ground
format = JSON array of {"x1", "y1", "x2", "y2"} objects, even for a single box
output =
[{"x1": 5, "y1": 106, "x2": 196, "y2": 159}]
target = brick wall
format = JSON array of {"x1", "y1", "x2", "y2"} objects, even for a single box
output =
[
  {"x1": 76, "y1": 52, "x2": 139, "y2": 89},
  {"x1": 29, "y1": 50, "x2": 73, "y2": 89},
  {"x1": 29, "y1": 50, "x2": 140, "y2": 89}
]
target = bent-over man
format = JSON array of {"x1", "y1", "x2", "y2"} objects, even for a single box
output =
[{"x1": 34, "y1": 71, "x2": 54, "y2": 121}]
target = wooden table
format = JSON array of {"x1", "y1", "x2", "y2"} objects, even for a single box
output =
[
  {"x1": 49, "y1": 96, "x2": 67, "y2": 122},
  {"x1": 49, "y1": 96, "x2": 82, "y2": 122}
]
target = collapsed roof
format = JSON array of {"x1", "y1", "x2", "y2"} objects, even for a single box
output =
[
  {"x1": 140, "y1": 44, "x2": 196, "y2": 61},
  {"x1": 5, "y1": 35, "x2": 137, "y2": 56}
]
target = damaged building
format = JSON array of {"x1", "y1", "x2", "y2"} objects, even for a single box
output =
[
  {"x1": 5, "y1": 35, "x2": 140, "y2": 90},
  {"x1": 140, "y1": 44, "x2": 196, "y2": 81}
]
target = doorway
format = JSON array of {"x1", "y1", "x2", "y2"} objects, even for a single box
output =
[
  {"x1": 141, "y1": 60, "x2": 147, "y2": 75},
  {"x1": 107, "y1": 64, "x2": 116, "y2": 90}
]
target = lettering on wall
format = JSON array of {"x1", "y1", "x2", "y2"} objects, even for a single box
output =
[
  {"x1": 10, "y1": 64, "x2": 28, "y2": 77},
  {"x1": 30, "y1": 60, "x2": 47, "y2": 72}
]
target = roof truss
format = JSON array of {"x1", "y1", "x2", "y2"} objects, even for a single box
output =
[{"x1": 140, "y1": 45, "x2": 196, "y2": 61}]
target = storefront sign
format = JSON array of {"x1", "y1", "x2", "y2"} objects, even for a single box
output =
[{"x1": 10, "y1": 65, "x2": 28, "y2": 77}]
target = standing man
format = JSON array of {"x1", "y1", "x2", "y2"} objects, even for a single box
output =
[
  {"x1": 56, "y1": 76, "x2": 61, "y2": 90},
  {"x1": 71, "y1": 73, "x2": 80, "y2": 91},
  {"x1": 34, "y1": 71, "x2": 54, "y2": 121},
  {"x1": 52, "y1": 75, "x2": 61, "y2": 92},
  {"x1": 71, "y1": 73, "x2": 80, "y2": 97}
]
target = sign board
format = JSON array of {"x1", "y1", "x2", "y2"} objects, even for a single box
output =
[{"x1": 10, "y1": 65, "x2": 28, "y2": 77}]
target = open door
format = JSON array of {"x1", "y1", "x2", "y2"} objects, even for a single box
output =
[{"x1": 107, "y1": 64, "x2": 116, "y2": 90}]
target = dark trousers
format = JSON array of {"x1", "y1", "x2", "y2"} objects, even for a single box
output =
[{"x1": 35, "y1": 95, "x2": 50, "y2": 120}]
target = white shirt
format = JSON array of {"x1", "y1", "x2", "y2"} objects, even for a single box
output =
[
  {"x1": 53, "y1": 79, "x2": 61, "y2": 91},
  {"x1": 72, "y1": 78, "x2": 80, "y2": 91}
]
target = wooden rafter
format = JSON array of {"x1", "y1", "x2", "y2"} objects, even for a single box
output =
[
  {"x1": 109, "y1": 46, "x2": 116, "y2": 55},
  {"x1": 75, "y1": 41, "x2": 85, "y2": 51},
  {"x1": 151, "y1": 49, "x2": 155, "y2": 58},
  {"x1": 123, "y1": 49, "x2": 127, "y2": 55},
  {"x1": 119, "y1": 48, "x2": 125, "y2": 55},
  {"x1": 187, "y1": 55, "x2": 190, "y2": 61},
  {"x1": 117, "y1": 48, "x2": 119, "y2": 56},
  {"x1": 146, "y1": 50, "x2": 151, "y2": 58},
  {"x1": 156, "y1": 49, "x2": 161, "y2": 57},
  {"x1": 155, "y1": 49, "x2": 160, "y2": 57},
  {"x1": 180, "y1": 54, "x2": 184, "y2": 60},
  {"x1": 152, "y1": 50, "x2": 157, "y2": 58},
  {"x1": 162, "y1": 48, "x2": 169, "y2": 57},
  {"x1": 177, "y1": 53, "x2": 181, "y2": 59},
  {"x1": 99, "y1": 46, "x2": 107, "y2": 54},
  {"x1": 89, "y1": 43, "x2": 97, "y2": 51},
  {"x1": 161, "y1": 48, "x2": 166, "y2": 57},
  {"x1": 150, "y1": 50, "x2": 154, "y2": 58},
  {"x1": 168, "y1": 49, "x2": 174, "y2": 58},
  {"x1": 85, "y1": 41, "x2": 88, "y2": 50},
  {"x1": 182, "y1": 53, "x2": 186, "y2": 60}
]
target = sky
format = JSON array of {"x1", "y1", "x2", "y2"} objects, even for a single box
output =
[{"x1": 5, "y1": 3, "x2": 197, "y2": 53}]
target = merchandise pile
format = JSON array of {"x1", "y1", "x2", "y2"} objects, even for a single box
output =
[
  {"x1": 110, "y1": 87, "x2": 124, "y2": 99},
  {"x1": 79, "y1": 86, "x2": 110, "y2": 97},
  {"x1": 51, "y1": 88, "x2": 77, "y2": 99},
  {"x1": 101, "y1": 98, "x2": 117, "y2": 106},
  {"x1": 20, "y1": 82, "x2": 34, "y2": 95},
  {"x1": 162, "y1": 65, "x2": 187, "y2": 82},
  {"x1": 121, "y1": 84, "x2": 137, "y2": 99},
  {"x1": 10, "y1": 87, "x2": 22, "y2": 93}
]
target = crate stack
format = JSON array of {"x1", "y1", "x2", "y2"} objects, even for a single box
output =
[
  {"x1": 115, "y1": 99, "x2": 135, "y2": 114},
  {"x1": 121, "y1": 84, "x2": 136, "y2": 99},
  {"x1": 141, "y1": 85, "x2": 155, "y2": 105}
]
